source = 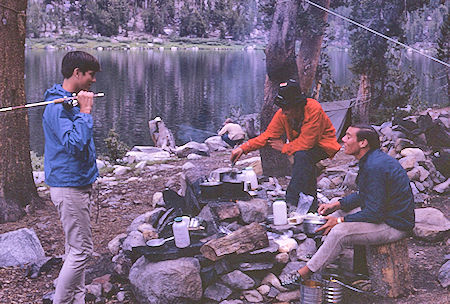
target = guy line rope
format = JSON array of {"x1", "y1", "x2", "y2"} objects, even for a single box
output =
[{"x1": 304, "y1": 0, "x2": 450, "y2": 68}]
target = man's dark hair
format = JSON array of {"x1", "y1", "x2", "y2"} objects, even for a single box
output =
[
  {"x1": 351, "y1": 124, "x2": 380, "y2": 149},
  {"x1": 61, "y1": 51, "x2": 100, "y2": 79}
]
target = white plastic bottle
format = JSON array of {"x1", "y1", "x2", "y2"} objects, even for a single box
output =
[
  {"x1": 243, "y1": 167, "x2": 258, "y2": 190},
  {"x1": 173, "y1": 217, "x2": 190, "y2": 248},
  {"x1": 273, "y1": 199, "x2": 288, "y2": 225}
]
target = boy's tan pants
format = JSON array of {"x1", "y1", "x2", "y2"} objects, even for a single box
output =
[{"x1": 50, "y1": 185, "x2": 93, "y2": 304}]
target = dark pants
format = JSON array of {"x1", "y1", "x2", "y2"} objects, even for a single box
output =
[
  {"x1": 285, "y1": 147, "x2": 328, "y2": 212},
  {"x1": 221, "y1": 133, "x2": 244, "y2": 148}
]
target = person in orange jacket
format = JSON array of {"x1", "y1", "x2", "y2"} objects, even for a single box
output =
[{"x1": 231, "y1": 79, "x2": 341, "y2": 211}]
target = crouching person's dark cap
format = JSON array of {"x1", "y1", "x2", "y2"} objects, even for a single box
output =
[{"x1": 275, "y1": 79, "x2": 307, "y2": 109}]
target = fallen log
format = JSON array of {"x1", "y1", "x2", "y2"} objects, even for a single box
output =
[{"x1": 200, "y1": 222, "x2": 269, "y2": 261}]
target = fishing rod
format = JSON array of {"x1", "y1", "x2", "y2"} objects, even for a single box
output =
[{"x1": 0, "y1": 92, "x2": 105, "y2": 113}]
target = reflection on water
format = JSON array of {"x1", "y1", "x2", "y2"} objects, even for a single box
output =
[
  {"x1": 27, "y1": 49, "x2": 266, "y2": 155},
  {"x1": 26, "y1": 49, "x2": 447, "y2": 156}
]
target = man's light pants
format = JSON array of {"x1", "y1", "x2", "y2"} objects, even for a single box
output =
[{"x1": 307, "y1": 209, "x2": 408, "y2": 273}]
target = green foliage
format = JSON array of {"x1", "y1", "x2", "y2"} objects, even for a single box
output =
[
  {"x1": 85, "y1": 0, "x2": 129, "y2": 37},
  {"x1": 180, "y1": 7, "x2": 208, "y2": 38},
  {"x1": 437, "y1": 12, "x2": 449, "y2": 62},
  {"x1": 104, "y1": 129, "x2": 130, "y2": 164},
  {"x1": 142, "y1": 0, "x2": 174, "y2": 35}
]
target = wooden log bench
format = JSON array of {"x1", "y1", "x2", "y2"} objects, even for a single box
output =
[{"x1": 353, "y1": 238, "x2": 412, "y2": 298}]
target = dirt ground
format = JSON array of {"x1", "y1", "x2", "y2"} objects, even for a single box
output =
[{"x1": 0, "y1": 149, "x2": 449, "y2": 304}]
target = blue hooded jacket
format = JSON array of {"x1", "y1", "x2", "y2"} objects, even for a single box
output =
[{"x1": 42, "y1": 84, "x2": 98, "y2": 187}]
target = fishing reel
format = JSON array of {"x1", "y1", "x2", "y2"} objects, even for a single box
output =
[{"x1": 62, "y1": 94, "x2": 79, "y2": 111}]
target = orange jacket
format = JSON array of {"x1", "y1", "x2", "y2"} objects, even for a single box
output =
[{"x1": 240, "y1": 98, "x2": 341, "y2": 157}]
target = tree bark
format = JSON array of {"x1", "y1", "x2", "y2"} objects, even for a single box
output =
[
  {"x1": 296, "y1": 0, "x2": 330, "y2": 94},
  {"x1": 366, "y1": 238, "x2": 412, "y2": 298},
  {"x1": 0, "y1": 0, "x2": 43, "y2": 223},
  {"x1": 200, "y1": 222, "x2": 269, "y2": 261},
  {"x1": 353, "y1": 73, "x2": 371, "y2": 123},
  {"x1": 260, "y1": 0, "x2": 299, "y2": 177}
]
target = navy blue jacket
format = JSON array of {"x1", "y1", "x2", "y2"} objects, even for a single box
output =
[
  {"x1": 340, "y1": 149, "x2": 415, "y2": 231},
  {"x1": 42, "y1": 84, "x2": 98, "y2": 187}
]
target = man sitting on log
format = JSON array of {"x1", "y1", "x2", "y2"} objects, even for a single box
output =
[{"x1": 294, "y1": 124, "x2": 415, "y2": 280}]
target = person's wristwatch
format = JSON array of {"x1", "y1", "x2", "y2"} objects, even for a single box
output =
[{"x1": 337, "y1": 217, "x2": 344, "y2": 224}]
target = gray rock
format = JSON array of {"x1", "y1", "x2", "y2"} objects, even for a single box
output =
[
  {"x1": 129, "y1": 257, "x2": 202, "y2": 304},
  {"x1": 237, "y1": 199, "x2": 269, "y2": 224},
  {"x1": 407, "y1": 167, "x2": 421, "y2": 181},
  {"x1": 433, "y1": 178, "x2": 450, "y2": 194},
  {"x1": 116, "y1": 291, "x2": 126, "y2": 302},
  {"x1": 152, "y1": 192, "x2": 164, "y2": 208},
  {"x1": 317, "y1": 177, "x2": 335, "y2": 190},
  {"x1": 86, "y1": 283, "x2": 102, "y2": 298},
  {"x1": 187, "y1": 153, "x2": 203, "y2": 160},
  {"x1": 342, "y1": 171, "x2": 358, "y2": 190},
  {"x1": 135, "y1": 161, "x2": 147, "y2": 170},
  {"x1": 108, "y1": 233, "x2": 127, "y2": 255},
  {"x1": 413, "y1": 208, "x2": 450, "y2": 242},
  {"x1": 127, "y1": 208, "x2": 165, "y2": 232},
  {"x1": 122, "y1": 231, "x2": 145, "y2": 251},
  {"x1": 276, "y1": 290, "x2": 301, "y2": 302},
  {"x1": 242, "y1": 290, "x2": 263, "y2": 303},
  {"x1": 203, "y1": 283, "x2": 232, "y2": 302},
  {"x1": 438, "y1": 260, "x2": 450, "y2": 288},
  {"x1": 176, "y1": 141, "x2": 210, "y2": 158},
  {"x1": 414, "y1": 181, "x2": 425, "y2": 192},
  {"x1": 205, "y1": 135, "x2": 228, "y2": 151},
  {"x1": 296, "y1": 238, "x2": 317, "y2": 260},
  {"x1": 182, "y1": 162, "x2": 196, "y2": 171},
  {"x1": 221, "y1": 270, "x2": 255, "y2": 290},
  {"x1": 399, "y1": 156, "x2": 417, "y2": 170},
  {"x1": 219, "y1": 300, "x2": 244, "y2": 304},
  {"x1": 113, "y1": 165, "x2": 130, "y2": 176},
  {"x1": 257, "y1": 284, "x2": 270, "y2": 296},
  {"x1": 267, "y1": 286, "x2": 280, "y2": 298},
  {"x1": 0, "y1": 228, "x2": 45, "y2": 267},
  {"x1": 400, "y1": 148, "x2": 426, "y2": 162},
  {"x1": 395, "y1": 138, "x2": 415, "y2": 152}
]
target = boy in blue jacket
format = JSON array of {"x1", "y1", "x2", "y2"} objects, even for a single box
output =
[{"x1": 43, "y1": 51, "x2": 100, "y2": 304}]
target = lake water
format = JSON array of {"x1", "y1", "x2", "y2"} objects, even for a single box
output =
[{"x1": 26, "y1": 49, "x2": 447, "y2": 156}]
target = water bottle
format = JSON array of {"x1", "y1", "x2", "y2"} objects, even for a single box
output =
[
  {"x1": 173, "y1": 217, "x2": 190, "y2": 248},
  {"x1": 243, "y1": 167, "x2": 258, "y2": 190},
  {"x1": 273, "y1": 199, "x2": 288, "y2": 225}
]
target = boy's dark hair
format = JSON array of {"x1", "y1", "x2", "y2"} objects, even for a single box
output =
[
  {"x1": 351, "y1": 123, "x2": 380, "y2": 149},
  {"x1": 61, "y1": 51, "x2": 100, "y2": 79}
]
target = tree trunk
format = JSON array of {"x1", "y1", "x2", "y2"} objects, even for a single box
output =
[
  {"x1": 353, "y1": 73, "x2": 371, "y2": 123},
  {"x1": 366, "y1": 239, "x2": 412, "y2": 298},
  {"x1": 260, "y1": 0, "x2": 299, "y2": 177},
  {"x1": 296, "y1": 0, "x2": 330, "y2": 94},
  {"x1": 0, "y1": 0, "x2": 43, "y2": 223}
]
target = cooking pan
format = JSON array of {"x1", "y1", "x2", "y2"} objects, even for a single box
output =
[
  {"x1": 199, "y1": 181, "x2": 223, "y2": 199},
  {"x1": 222, "y1": 180, "x2": 248, "y2": 198}
]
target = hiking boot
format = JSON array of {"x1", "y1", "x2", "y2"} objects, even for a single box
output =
[{"x1": 280, "y1": 272, "x2": 303, "y2": 290}]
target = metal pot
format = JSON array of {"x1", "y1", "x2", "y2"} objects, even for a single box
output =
[
  {"x1": 199, "y1": 181, "x2": 223, "y2": 199},
  {"x1": 303, "y1": 214, "x2": 327, "y2": 236},
  {"x1": 222, "y1": 180, "x2": 248, "y2": 198}
]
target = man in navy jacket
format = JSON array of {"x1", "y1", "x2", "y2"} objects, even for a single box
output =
[
  {"x1": 43, "y1": 51, "x2": 100, "y2": 304},
  {"x1": 296, "y1": 124, "x2": 415, "y2": 280}
]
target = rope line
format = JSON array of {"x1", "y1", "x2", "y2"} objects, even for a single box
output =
[
  {"x1": 0, "y1": 3, "x2": 22, "y2": 14},
  {"x1": 304, "y1": 0, "x2": 450, "y2": 68}
]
